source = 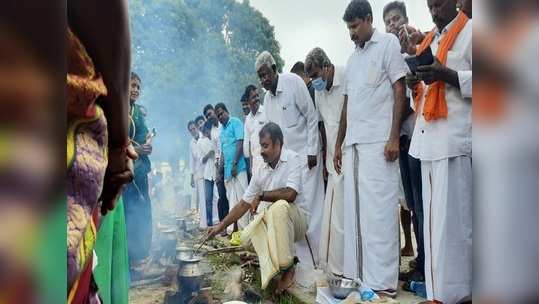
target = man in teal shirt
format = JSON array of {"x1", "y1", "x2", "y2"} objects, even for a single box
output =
[{"x1": 215, "y1": 103, "x2": 249, "y2": 231}]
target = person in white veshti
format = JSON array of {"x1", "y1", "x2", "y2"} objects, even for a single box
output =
[
  {"x1": 194, "y1": 115, "x2": 209, "y2": 228},
  {"x1": 187, "y1": 120, "x2": 206, "y2": 227},
  {"x1": 334, "y1": 0, "x2": 408, "y2": 298},
  {"x1": 304, "y1": 47, "x2": 345, "y2": 277},
  {"x1": 405, "y1": 0, "x2": 472, "y2": 302},
  {"x1": 242, "y1": 84, "x2": 268, "y2": 178},
  {"x1": 254, "y1": 51, "x2": 324, "y2": 276}
]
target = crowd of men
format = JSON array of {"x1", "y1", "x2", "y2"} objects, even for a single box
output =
[{"x1": 186, "y1": 0, "x2": 472, "y2": 303}]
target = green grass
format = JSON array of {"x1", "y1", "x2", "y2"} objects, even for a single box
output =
[{"x1": 276, "y1": 293, "x2": 303, "y2": 304}]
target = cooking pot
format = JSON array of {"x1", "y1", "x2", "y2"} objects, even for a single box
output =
[
  {"x1": 327, "y1": 275, "x2": 360, "y2": 299},
  {"x1": 176, "y1": 246, "x2": 194, "y2": 262},
  {"x1": 178, "y1": 256, "x2": 203, "y2": 278},
  {"x1": 161, "y1": 228, "x2": 176, "y2": 240},
  {"x1": 176, "y1": 218, "x2": 186, "y2": 231}
]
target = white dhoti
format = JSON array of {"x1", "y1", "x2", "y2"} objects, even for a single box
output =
[
  {"x1": 318, "y1": 172, "x2": 344, "y2": 276},
  {"x1": 195, "y1": 177, "x2": 207, "y2": 228},
  {"x1": 343, "y1": 143, "x2": 400, "y2": 291},
  {"x1": 421, "y1": 156, "x2": 472, "y2": 304},
  {"x1": 300, "y1": 152, "x2": 325, "y2": 266},
  {"x1": 343, "y1": 145, "x2": 361, "y2": 280},
  {"x1": 190, "y1": 186, "x2": 196, "y2": 210},
  {"x1": 240, "y1": 200, "x2": 308, "y2": 289},
  {"x1": 224, "y1": 171, "x2": 250, "y2": 228},
  {"x1": 191, "y1": 181, "x2": 198, "y2": 211}
]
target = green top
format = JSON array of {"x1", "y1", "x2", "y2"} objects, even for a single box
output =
[
  {"x1": 130, "y1": 103, "x2": 151, "y2": 175},
  {"x1": 130, "y1": 103, "x2": 149, "y2": 146}
]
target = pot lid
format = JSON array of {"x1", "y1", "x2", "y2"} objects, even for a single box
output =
[
  {"x1": 176, "y1": 246, "x2": 192, "y2": 251},
  {"x1": 178, "y1": 255, "x2": 202, "y2": 263}
]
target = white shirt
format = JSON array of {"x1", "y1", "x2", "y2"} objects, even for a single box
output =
[
  {"x1": 263, "y1": 72, "x2": 320, "y2": 159},
  {"x1": 197, "y1": 136, "x2": 216, "y2": 181},
  {"x1": 211, "y1": 124, "x2": 222, "y2": 157},
  {"x1": 409, "y1": 18, "x2": 472, "y2": 161},
  {"x1": 343, "y1": 29, "x2": 409, "y2": 145},
  {"x1": 210, "y1": 123, "x2": 222, "y2": 179},
  {"x1": 314, "y1": 65, "x2": 346, "y2": 175},
  {"x1": 189, "y1": 136, "x2": 202, "y2": 179},
  {"x1": 242, "y1": 149, "x2": 307, "y2": 213},
  {"x1": 401, "y1": 53, "x2": 416, "y2": 138},
  {"x1": 243, "y1": 105, "x2": 268, "y2": 159}
]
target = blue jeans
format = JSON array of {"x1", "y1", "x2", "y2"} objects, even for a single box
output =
[
  {"x1": 400, "y1": 135, "x2": 424, "y2": 273},
  {"x1": 204, "y1": 179, "x2": 214, "y2": 226}
]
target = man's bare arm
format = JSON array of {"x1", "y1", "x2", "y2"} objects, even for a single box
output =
[
  {"x1": 68, "y1": 0, "x2": 131, "y2": 148},
  {"x1": 384, "y1": 77, "x2": 406, "y2": 161},
  {"x1": 261, "y1": 187, "x2": 297, "y2": 204},
  {"x1": 233, "y1": 140, "x2": 244, "y2": 165},
  {"x1": 202, "y1": 150, "x2": 215, "y2": 164},
  {"x1": 335, "y1": 96, "x2": 347, "y2": 149},
  {"x1": 390, "y1": 77, "x2": 406, "y2": 140},
  {"x1": 319, "y1": 121, "x2": 327, "y2": 159},
  {"x1": 219, "y1": 200, "x2": 251, "y2": 229},
  {"x1": 334, "y1": 95, "x2": 347, "y2": 174}
]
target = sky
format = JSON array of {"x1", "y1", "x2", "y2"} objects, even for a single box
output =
[{"x1": 248, "y1": 0, "x2": 434, "y2": 72}]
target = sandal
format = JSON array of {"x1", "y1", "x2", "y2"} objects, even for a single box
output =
[{"x1": 230, "y1": 231, "x2": 241, "y2": 246}]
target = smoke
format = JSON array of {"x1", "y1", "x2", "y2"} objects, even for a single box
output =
[
  {"x1": 223, "y1": 266, "x2": 244, "y2": 300},
  {"x1": 128, "y1": 0, "x2": 283, "y2": 167}
]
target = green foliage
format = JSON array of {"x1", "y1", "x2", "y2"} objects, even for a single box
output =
[
  {"x1": 128, "y1": 0, "x2": 283, "y2": 163},
  {"x1": 277, "y1": 293, "x2": 303, "y2": 304}
]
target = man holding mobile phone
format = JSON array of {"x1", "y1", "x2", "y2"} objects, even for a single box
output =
[
  {"x1": 406, "y1": 0, "x2": 472, "y2": 303},
  {"x1": 383, "y1": 1, "x2": 425, "y2": 287}
]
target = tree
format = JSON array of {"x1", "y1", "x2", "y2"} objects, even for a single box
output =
[{"x1": 128, "y1": 0, "x2": 283, "y2": 164}]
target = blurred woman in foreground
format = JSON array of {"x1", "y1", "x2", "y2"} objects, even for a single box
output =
[{"x1": 67, "y1": 0, "x2": 135, "y2": 302}]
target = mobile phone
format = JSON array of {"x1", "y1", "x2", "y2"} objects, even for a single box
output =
[
  {"x1": 405, "y1": 46, "x2": 434, "y2": 74},
  {"x1": 416, "y1": 46, "x2": 434, "y2": 67},
  {"x1": 146, "y1": 127, "x2": 157, "y2": 143}
]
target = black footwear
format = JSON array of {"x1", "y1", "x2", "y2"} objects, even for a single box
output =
[
  {"x1": 402, "y1": 281, "x2": 414, "y2": 293},
  {"x1": 399, "y1": 268, "x2": 424, "y2": 282},
  {"x1": 399, "y1": 270, "x2": 411, "y2": 281},
  {"x1": 408, "y1": 258, "x2": 418, "y2": 269},
  {"x1": 407, "y1": 269, "x2": 425, "y2": 282}
]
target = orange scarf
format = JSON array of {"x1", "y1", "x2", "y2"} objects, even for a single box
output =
[{"x1": 413, "y1": 11, "x2": 469, "y2": 121}]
